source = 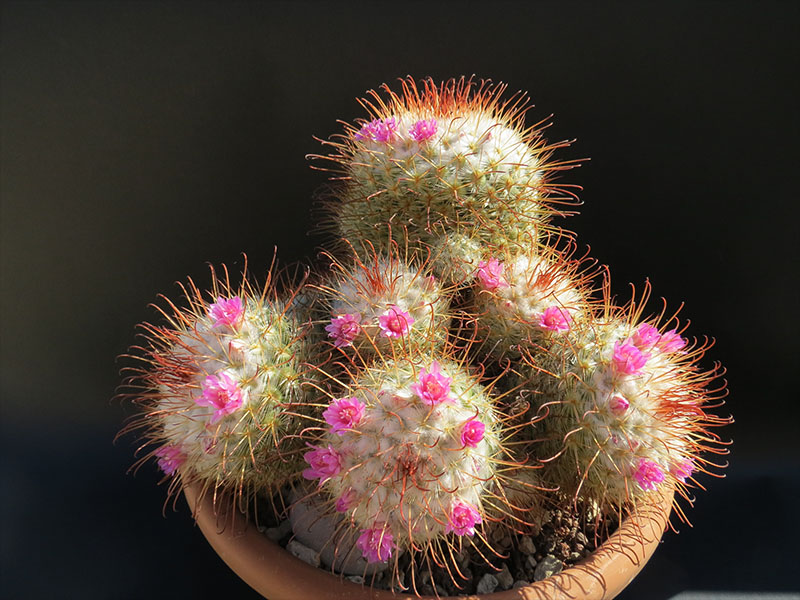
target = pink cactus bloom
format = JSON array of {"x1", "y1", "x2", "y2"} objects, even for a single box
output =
[
  {"x1": 325, "y1": 313, "x2": 362, "y2": 348},
  {"x1": 195, "y1": 372, "x2": 244, "y2": 423},
  {"x1": 378, "y1": 306, "x2": 415, "y2": 338},
  {"x1": 154, "y1": 444, "x2": 185, "y2": 475},
  {"x1": 373, "y1": 117, "x2": 398, "y2": 142},
  {"x1": 608, "y1": 394, "x2": 630, "y2": 415},
  {"x1": 671, "y1": 459, "x2": 695, "y2": 483},
  {"x1": 355, "y1": 118, "x2": 397, "y2": 143},
  {"x1": 476, "y1": 258, "x2": 508, "y2": 291},
  {"x1": 631, "y1": 323, "x2": 661, "y2": 348},
  {"x1": 323, "y1": 396, "x2": 366, "y2": 435},
  {"x1": 335, "y1": 488, "x2": 357, "y2": 513},
  {"x1": 538, "y1": 306, "x2": 573, "y2": 332},
  {"x1": 409, "y1": 118, "x2": 438, "y2": 142},
  {"x1": 460, "y1": 418, "x2": 486, "y2": 448},
  {"x1": 208, "y1": 296, "x2": 244, "y2": 329},
  {"x1": 612, "y1": 341, "x2": 649, "y2": 376},
  {"x1": 633, "y1": 458, "x2": 666, "y2": 492},
  {"x1": 355, "y1": 119, "x2": 378, "y2": 141},
  {"x1": 658, "y1": 329, "x2": 688, "y2": 353},
  {"x1": 302, "y1": 444, "x2": 342, "y2": 484},
  {"x1": 445, "y1": 500, "x2": 482, "y2": 536},
  {"x1": 411, "y1": 361, "x2": 452, "y2": 406},
  {"x1": 357, "y1": 526, "x2": 395, "y2": 563}
]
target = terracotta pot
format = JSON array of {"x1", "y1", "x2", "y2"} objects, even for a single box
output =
[{"x1": 183, "y1": 483, "x2": 673, "y2": 600}]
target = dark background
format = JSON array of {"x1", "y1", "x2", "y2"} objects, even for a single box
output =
[{"x1": 2, "y1": 2, "x2": 798, "y2": 598}]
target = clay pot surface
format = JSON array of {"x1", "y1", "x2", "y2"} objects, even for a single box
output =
[{"x1": 183, "y1": 483, "x2": 674, "y2": 600}]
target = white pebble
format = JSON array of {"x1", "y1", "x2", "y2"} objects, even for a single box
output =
[
  {"x1": 534, "y1": 555, "x2": 563, "y2": 581},
  {"x1": 287, "y1": 539, "x2": 320, "y2": 567}
]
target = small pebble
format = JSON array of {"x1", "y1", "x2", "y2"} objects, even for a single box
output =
[
  {"x1": 287, "y1": 540, "x2": 320, "y2": 567},
  {"x1": 513, "y1": 580, "x2": 530, "y2": 589},
  {"x1": 518, "y1": 536, "x2": 536, "y2": 555},
  {"x1": 346, "y1": 575, "x2": 365, "y2": 585},
  {"x1": 534, "y1": 555, "x2": 563, "y2": 582},
  {"x1": 264, "y1": 519, "x2": 291, "y2": 543},
  {"x1": 476, "y1": 573, "x2": 499, "y2": 595},
  {"x1": 496, "y1": 564, "x2": 514, "y2": 590},
  {"x1": 525, "y1": 555, "x2": 538, "y2": 572}
]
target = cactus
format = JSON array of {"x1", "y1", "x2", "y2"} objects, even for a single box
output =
[
  {"x1": 122, "y1": 262, "x2": 321, "y2": 510},
  {"x1": 315, "y1": 242, "x2": 452, "y2": 358},
  {"x1": 471, "y1": 237, "x2": 599, "y2": 359},
  {"x1": 313, "y1": 76, "x2": 580, "y2": 260},
  {"x1": 517, "y1": 284, "x2": 730, "y2": 516},
  {"x1": 301, "y1": 353, "x2": 520, "y2": 587}
]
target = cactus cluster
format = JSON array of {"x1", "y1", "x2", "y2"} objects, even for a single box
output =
[{"x1": 123, "y1": 76, "x2": 729, "y2": 593}]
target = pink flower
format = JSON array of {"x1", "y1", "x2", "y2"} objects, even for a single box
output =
[
  {"x1": 195, "y1": 372, "x2": 244, "y2": 423},
  {"x1": 409, "y1": 118, "x2": 438, "y2": 142},
  {"x1": 445, "y1": 500, "x2": 482, "y2": 536},
  {"x1": 323, "y1": 397, "x2": 366, "y2": 435},
  {"x1": 538, "y1": 306, "x2": 573, "y2": 332},
  {"x1": 208, "y1": 296, "x2": 244, "y2": 329},
  {"x1": 302, "y1": 444, "x2": 342, "y2": 484},
  {"x1": 325, "y1": 313, "x2": 362, "y2": 348},
  {"x1": 612, "y1": 341, "x2": 649, "y2": 376},
  {"x1": 355, "y1": 118, "x2": 397, "y2": 143},
  {"x1": 154, "y1": 444, "x2": 185, "y2": 475},
  {"x1": 335, "y1": 488, "x2": 357, "y2": 513},
  {"x1": 608, "y1": 394, "x2": 630, "y2": 415},
  {"x1": 373, "y1": 118, "x2": 398, "y2": 142},
  {"x1": 357, "y1": 525, "x2": 395, "y2": 563},
  {"x1": 671, "y1": 459, "x2": 695, "y2": 483},
  {"x1": 378, "y1": 306, "x2": 415, "y2": 338},
  {"x1": 410, "y1": 361, "x2": 452, "y2": 406},
  {"x1": 658, "y1": 329, "x2": 688, "y2": 353},
  {"x1": 460, "y1": 418, "x2": 485, "y2": 448},
  {"x1": 476, "y1": 259, "x2": 508, "y2": 291},
  {"x1": 633, "y1": 458, "x2": 666, "y2": 492},
  {"x1": 631, "y1": 323, "x2": 661, "y2": 349}
]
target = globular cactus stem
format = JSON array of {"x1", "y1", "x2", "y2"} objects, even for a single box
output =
[
  {"x1": 519, "y1": 283, "x2": 730, "y2": 517},
  {"x1": 471, "y1": 238, "x2": 599, "y2": 359},
  {"x1": 314, "y1": 76, "x2": 580, "y2": 260},
  {"x1": 315, "y1": 242, "x2": 452, "y2": 359},
  {"x1": 301, "y1": 353, "x2": 522, "y2": 591},
  {"x1": 122, "y1": 261, "x2": 322, "y2": 511}
]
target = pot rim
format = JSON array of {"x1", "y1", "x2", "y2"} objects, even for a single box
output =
[{"x1": 183, "y1": 483, "x2": 674, "y2": 600}]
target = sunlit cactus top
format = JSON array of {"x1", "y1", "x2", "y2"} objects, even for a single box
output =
[{"x1": 315, "y1": 76, "x2": 579, "y2": 257}]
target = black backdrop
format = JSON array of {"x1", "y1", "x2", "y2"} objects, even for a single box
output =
[{"x1": 2, "y1": 2, "x2": 798, "y2": 598}]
